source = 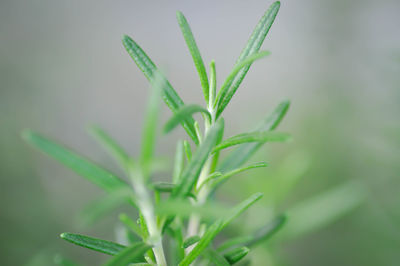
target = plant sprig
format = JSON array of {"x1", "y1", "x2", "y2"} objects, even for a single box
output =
[{"x1": 22, "y1": 2, "x2": 291, "y2": 265}]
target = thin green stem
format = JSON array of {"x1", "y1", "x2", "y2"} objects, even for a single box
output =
[
  {"x1": 185, "y1": 84, "x2": 220, "y2": 256},
  {"x1": 129, "y1": 166, "x2": 167, "y2": 266}
]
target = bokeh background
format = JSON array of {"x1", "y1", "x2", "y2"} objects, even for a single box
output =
[{"x1": 1, "y1": 0, "x2": 399, "y2": 265}]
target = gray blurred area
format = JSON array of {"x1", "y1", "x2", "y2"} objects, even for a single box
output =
[{"x1": 1, "y1": 0, "x2": 399, "y2": 265}]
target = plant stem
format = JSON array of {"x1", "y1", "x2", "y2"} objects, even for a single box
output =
[
  {"x1": 186, "y1": 96, "x2": 219, "y2": 254},
  {"x1": 130, "y1": 168, "x2": 167, "y2": 266},
  {"x1": 186, "y1": 159, "x2": 211, "y2": 236}
]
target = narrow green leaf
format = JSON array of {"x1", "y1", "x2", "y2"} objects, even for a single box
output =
[
  {"x1": 119, "y1": 213, "x2": 145, "y2": 239},
  {"x1": 205, "y1": 249, "x2": 230, "y2": 266},
  {"x1": 194, "y1": 121, "x2": 203, "y2": 141},
  {"x1": 122, "y1": 35, "x2": 198, "y2": 144},
  {"x1": 176, "y1": 11, "x2": 209, "y2": 102},
  {"x1": 215, "y1": 1, "x2": 280, "y2": 117},
  {"x1": 164, "y1": 105, "x2": 211, "y2": 134},
  {"x1": 218, "y1": 100, "x2": 290, "y2": 172},
  {"x1": 152, "y1": 182, "x2": 198, "y2": 199},
  {"x1": 105, "y1": 242, "x2": 151, "y2": 266},
  {"x1": 152, "y1": 182, "x2": 176, "y2": 192},
  {"x1": 22, "y1": 130, "x2": 129, "y2": 192},
  {"x1": 217, "y1": 237, "x2": 250, "y2": 254},
  {"x1": 198, "y1": 171, "x2": 223, "y2": 190},
  {"x1": 180, "y1": 193, "x2": 262, "y2": 265},
  {"x1": 256, "y1": 100, "x2": 290, "y2": 131},
  {"x1": 173, "y1": 141, "x2": 184, "y2": 183},
  {"x1": 138, "y1": 213, "x2": 149, "y2": 240},
  {"x1": 140, "y1": 70, "x2": 163, "y2": 174},
  {"x1": 238, "y1": 1, "x2": 280, "y2": 62},
  {"x1": 79, "y1": 188, "x2": 135, "y2": 226},
  {"x1": 183, "y1": 235, "x2": 201, "y2": 248},
  {"x1": 207, "y1": 162, "x2": 268, "y2": 190},
  {"x1": 209, "y1": 60, "x2": 217, "y2": 109},
  {"x1": 245, "y1": 214, "x2": 287, "y2": 246},
  {"x1": 214, "y1": 131, "x2": 291, "y2": 153},
  {"x1": 87, "y1": 125, "x2": 131, "y2": 171},
  {"x1": 208, "y1": 171, "x2": 223, "y2": 179},
  {"x1": 280, "y1": 181, "x2": 366, "y2": 240},
  {"x1": 223, "y1": 247, "x2": 249, "y2": 264},
  {"x1": 172, "y1": 119, "x2": 224, "y2": 198},
  {"x1": 179, "y1": 219, "x2": 223, "y2": 266},
  {"x1": 221, "y1": 193, "x2": 263, "y2": 229},
  {"x1": 215, "y1": 50, "x2": 270, "y2": 111},
  {"x1": 60, "y1": 233, "x2": 126, "y2": 256},
  {"x1": 183, "y1": 140, "x2": 192, "y2": 161},
  {"x1": 217, "y1": 215, "x2": 287, "y2": 252}
]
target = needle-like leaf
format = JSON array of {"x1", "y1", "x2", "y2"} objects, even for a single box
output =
[
  {"x1": 172, "y1": 119, "x2": 224, "y2": 198},
  {"x1": 179, "y1": 219, "x2": 223, "y2": 266},
  {"x1": 119, "y1": 213, "x2": 146, "y2": 239},
  {"x1": 245, "y1": 214, "x2": 286, "y2": 246},
  {"x1": 179, "y1": 193, "x2": 262, "y2": 265},
  {"x1": 122, "y1": 35, "x2": 199, "y2": 144},
  {"x1": 214, "y1": 131, "x2": 291, "y2": 153},
  {"x1": 280, "y1": 181, "x2": 366, "y2": 240},
  {"x1": 164, "y1": 105, "x2": 211, "y2": 134},
  {"x1": 87, "y1": 125, "x2": 131, "y2": 171},
  {"x1": 217, "y1": 215, "x2": 287, "y2": 252},
  {"x1": 215, "y1": 50, "x2": 270, "y2": 112},
  {"x1": 104, "y1": 242, "x2": 152, "y2": 266},
  {"x1": 183, "y1": 236, "x2": 201, "y2": 249},
  {"x1": 203, "y1": 162, "x2": 267, "y2": 190},
  {"x1": 209, "y1": 60, "x2": 217, "y2": 109},
  {"x1": 215, "y1": 1, "x2": 280, "y2": 117},
  {"x1": 176, "y1": 11, "x2": 209, "y2": 102},
  {"x1": 22, "y1": 130, "x2": 129, "y2": 192},
  {"x1": 60, "y1": 233, "x2": 126, "y2": 256},
  {"x1": 221, "y1": 193, "x2": 263, "y2": 229},
  {"x1": 152, "y1": 182, "x2": 176, "y2": 192},
  {"x1": 218, "y1": 100, "x2": 290, "y2": 172},
  {"x1": 140, "y1": 70, "x2": 163, "y2": 176},
  {"x1": 223, "y1": 247, "x2": 249, "y2": 264},
  {"x1": 183, "y1": 140, "x2": 192, "y2": 161},
  {"x1": 197, "y1": 171, "x2": 223, "y2": 190}
]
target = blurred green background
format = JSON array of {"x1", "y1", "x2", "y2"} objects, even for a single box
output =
[{"x1": 1, "y1": 0, "x2": 399, "y2": 265}]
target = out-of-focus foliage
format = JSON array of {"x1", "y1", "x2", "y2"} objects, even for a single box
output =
[{"x1": 0, "y1": 0, "x2": 399, "y2": 265}]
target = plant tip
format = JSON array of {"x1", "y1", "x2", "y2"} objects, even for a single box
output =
[
  {"x1": 254, "y1": 192, "x2": 264, "y2": 200},
  {"x1": 122, "y1": 34, "x2": 132, "y2": 44}
]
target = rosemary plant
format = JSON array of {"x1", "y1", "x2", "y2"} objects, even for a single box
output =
[{"x1": 22, "y1": 1, "x2": 291, "y2": 265}]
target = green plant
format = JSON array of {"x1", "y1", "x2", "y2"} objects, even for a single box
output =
[{"x1": 22, "y1": 1, "x2": 290, "y2": 265}]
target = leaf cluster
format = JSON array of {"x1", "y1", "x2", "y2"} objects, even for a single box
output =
[{"x1": 22, "y1": 2, "x2": 291, "y2": 265}]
